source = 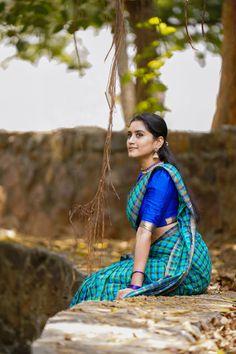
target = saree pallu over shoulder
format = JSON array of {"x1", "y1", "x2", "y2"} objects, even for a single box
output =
[{"x1": 124, "y1": 163, "x2": 205, "y2": 298}]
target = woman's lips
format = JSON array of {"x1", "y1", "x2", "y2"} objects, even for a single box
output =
[{"x1": 128, "y1": 147, "x2": 137, "y2": 151}]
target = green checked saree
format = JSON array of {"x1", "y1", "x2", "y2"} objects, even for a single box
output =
[{"x1": 69, "y1": 163, "x2": 212, "y2": 306}]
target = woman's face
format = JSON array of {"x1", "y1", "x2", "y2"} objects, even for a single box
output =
[{"x1": 126, "y1": 120, "x2": 163, "y2": 160}]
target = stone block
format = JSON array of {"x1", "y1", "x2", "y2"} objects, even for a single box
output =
[{"x1": 0, "y1": 241, "x2": 84, "y2": 354}]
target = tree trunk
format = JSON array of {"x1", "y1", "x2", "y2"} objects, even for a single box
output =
[
  {"x1": 211, "y1": 0, "x2": 236, "y2": 129},
  {"x1": 125, "y1": 0, "x2": 160, "y2": 103},
  {"x1": 117, "y1": 34, "x2": 136, "y2": 125}
]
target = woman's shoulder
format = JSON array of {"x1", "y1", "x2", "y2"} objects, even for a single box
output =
[
  {"x1": 152, "y1": 163, "x2": 181, "y2": 180},
  {"x1": 145, "y1": 168, "x2": 178, "y2": 200},
  {"x1": 149, "y1": 166, "x2": 172, "y2": 185},
  {"x1": 149, "y1": 163, "x2": 182, "y2": 187}
]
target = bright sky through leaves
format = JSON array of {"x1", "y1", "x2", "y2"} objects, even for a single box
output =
[{"x1": 0, "y1": 28, "x2": 221, "y2": 133}]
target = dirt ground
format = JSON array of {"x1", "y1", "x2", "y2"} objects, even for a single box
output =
[{"x1": 1, "y1": 229, "x2": 235, "y2": 353}]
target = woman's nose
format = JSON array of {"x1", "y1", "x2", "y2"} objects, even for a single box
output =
[{"x1": 128, "y1": 135, "x2": 135, "y2": 143}]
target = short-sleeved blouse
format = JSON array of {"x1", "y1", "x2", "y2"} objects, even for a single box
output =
[{"x1": 136, "y1": 168, "x2": 179, "y2": 228}]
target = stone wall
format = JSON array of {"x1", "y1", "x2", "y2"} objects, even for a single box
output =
[{"x1": 0, "y1": 126, "x2": 235, "y2": 241}]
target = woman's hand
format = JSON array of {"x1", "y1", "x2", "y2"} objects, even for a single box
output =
[{"x1": 115, "y1": 288, "x2": 133, "y2": 300}]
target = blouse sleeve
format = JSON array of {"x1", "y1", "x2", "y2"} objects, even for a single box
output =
[{"x1": 139, "y1": 168, "x2": 177, "y2": 227}]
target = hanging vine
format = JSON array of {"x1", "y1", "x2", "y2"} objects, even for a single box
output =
[{"x1": 69, "y1": 0, "x2": 125, "y2": 273}]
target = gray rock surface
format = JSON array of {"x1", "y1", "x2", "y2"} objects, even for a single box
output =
[
  {"x1": 0, "y1": 241, "x2": 84, "y2": 354},
  {"x1": 32, "y1": 292, "x2": 236, "y2": 354}
]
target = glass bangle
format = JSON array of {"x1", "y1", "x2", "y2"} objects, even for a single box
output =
[{"x1": 128, "y1": 284, "x2": 141, "y2": 290}]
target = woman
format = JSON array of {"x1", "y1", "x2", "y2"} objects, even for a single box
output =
[{"x1": 69, "y1": 113, "x2": 212, "y2": 305}]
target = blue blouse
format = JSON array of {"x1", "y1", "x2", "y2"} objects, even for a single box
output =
[{"x1": 136, "y1": 168, "x2": 179, "y2": 228}]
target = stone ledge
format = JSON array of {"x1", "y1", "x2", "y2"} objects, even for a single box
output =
[{"x1": 32, "y1": 292, "x2": 236, "y2": 354}]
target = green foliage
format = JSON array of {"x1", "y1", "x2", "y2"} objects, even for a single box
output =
[
  {"x1": 155, "y1": 0, "x2": 222, "y2": 59},
  {"x1": 0, "y1": 0, "x2": 222, "y2": 114},
  {"x1": 137, "y1": 97, "x2": 169, "y2": 114},
  {"x1": 125, "y1": 14, "x2": 182, "y2": 114},
  {"x1": 126, "y1": 0, "x2": 222, "y2": 114},
  {"x1": 0, "y1": 0, "x2": 112, "y2": 73}
]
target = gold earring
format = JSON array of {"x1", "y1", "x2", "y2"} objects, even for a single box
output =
[{"x1": 153, "y1": 149, "x2": 159, "y2": 159}]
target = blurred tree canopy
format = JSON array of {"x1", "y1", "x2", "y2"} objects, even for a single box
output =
[{"x1": 0, "y1": 0, "x2": 227, "y2": 127}]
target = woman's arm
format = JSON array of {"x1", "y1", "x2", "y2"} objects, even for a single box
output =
[
  {"x1": 115, "y1": 226, "x2": 152, "y2": 299},
  {"x1": 131, "y1": 226, "x2": 152, "y2": 286}
]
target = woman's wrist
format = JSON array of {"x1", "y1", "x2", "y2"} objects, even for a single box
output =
[{"x1": 131, "y1": 270, "x2": 145, "y2": 286}]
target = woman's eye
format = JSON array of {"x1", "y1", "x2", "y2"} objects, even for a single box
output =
[{"x1": 127, "y1": 132, "x2": 143, "y2": 138}]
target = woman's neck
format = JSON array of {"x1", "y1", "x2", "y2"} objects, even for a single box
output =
[{"x1": 140, "y1": 159, "x2": 162, "y2": 171}]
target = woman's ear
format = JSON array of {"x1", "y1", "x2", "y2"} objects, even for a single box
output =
[{"x1": 155, "y1": 136, "x2": 164, "y2": 149}]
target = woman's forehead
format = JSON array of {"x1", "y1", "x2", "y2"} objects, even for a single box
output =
[{"x1": 127, "y1": 120, "x2": 148, "y2": 131}]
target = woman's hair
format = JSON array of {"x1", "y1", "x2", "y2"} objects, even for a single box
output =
[{"x1": 129, "y1": 112, "x2": 201, "y2": 223}]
